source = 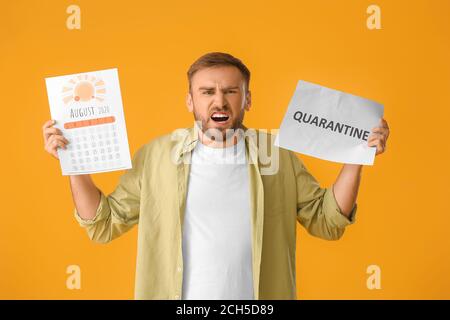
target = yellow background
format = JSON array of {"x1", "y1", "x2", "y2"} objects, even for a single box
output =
[{"x1": 1, "y1": 0, "x2": 449, "y2": 299}]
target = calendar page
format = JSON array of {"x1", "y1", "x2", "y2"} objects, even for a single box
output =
[{"x1": 45, "y1": 68, "x2": 132, "y2": 175}]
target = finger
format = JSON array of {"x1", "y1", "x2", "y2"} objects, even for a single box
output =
[
  {"x1": 51, "y1": 149, "x2": 59, "y2": 159},
  {"x1": 367, "y1": 139, "x2": 382, "y2": 154},
  {"x1": 367, "y1": 132, "x2": 384, "y2": 143},
  {"x1": 380, "y1": 118, "x2": 390, "y2": 138},
  {"x1": 46, "y1": 135, "x2": 68, "y2": 151},
  {"x1": 367, "y1": 139, "x2": 378, "y2": 147},
  {"x1": 367, "y1": 137, "x2": 384, "y2": 153},
  {"x1": 42, "y1": 119, "x2": 56, "y2": 131},
  {"x1": 45, "y1": 138, "x2": 61, "y2": 152},
  {"x1": 43, "y1": 127, "x2": 64, "y2": 142},
  {"x1": 369, "y1": 138, "x2": 387, "y2": 154},
  {"x1": 42, "y1": 119, "x2": 56, "y2": 140},
  {"x1": 374, "y1": 139, "x2": 385, "y2": 155},
  {"x1": 44, "y1": 141, "x2": 60, "y2": 159},
  {"x1": 377, "y1": 139, "x2": 383, "y2": 154},
  {"x1": 47, "y1": 134, "x2": 69, "y2": 146},
  {"x1": 367, "y1": 133, "x2": 381, "y2": 142},
  {"x1": 371, "y1": 126, "x2": 388, "y2": 136},
  {"x1": 54, "y1": 135, "x2": 69, "y2": 147}
]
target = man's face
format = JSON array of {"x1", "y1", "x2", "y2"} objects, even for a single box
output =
[{"x1": 186, "y1": 66, "x2": 251, "y2": 140}]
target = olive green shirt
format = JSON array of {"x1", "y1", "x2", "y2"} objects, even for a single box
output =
[{"x1": 74, "y1": 125, "x2": 357, "y2": 300}]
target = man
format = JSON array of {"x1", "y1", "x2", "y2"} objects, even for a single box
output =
[{"x1": 42, "y1": 52, "x2": 390, "y2": 300}]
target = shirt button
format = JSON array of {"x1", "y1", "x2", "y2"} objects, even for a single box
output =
[
  {"x1": 174, "y1": 295, "x2": 180, "y2": 299},
  {"x1": 177, "y1": 266, "x2": 182, "y2": 272}
]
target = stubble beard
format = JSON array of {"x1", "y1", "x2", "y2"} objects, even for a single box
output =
[{"x1": 193, "y1": 107, "x2": 245, "y2": 143}]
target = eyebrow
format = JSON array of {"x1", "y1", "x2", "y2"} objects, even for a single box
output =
[{"x1": 198, "y1": 86, "x2": 240, "y2": 91}]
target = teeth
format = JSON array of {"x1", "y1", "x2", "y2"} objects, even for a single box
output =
[{"x1": 212, "y1": 113, "x2": 228, "y2": 118}]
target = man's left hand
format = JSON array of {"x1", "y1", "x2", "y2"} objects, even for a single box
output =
[{"x1": 368, "y1": 118, "x2": 390, "y2": 156}]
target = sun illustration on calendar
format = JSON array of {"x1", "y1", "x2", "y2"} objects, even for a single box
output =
[{"x1": 61, "y1": 74, "x2": 107, "y2": 105}]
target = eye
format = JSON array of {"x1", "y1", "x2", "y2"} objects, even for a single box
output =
[
  {"x1": 203, "y1": 91, "x2": 214, "y2": 95},
  {"x1": 226, "y1": 90, "x2": 237, "y2": 94}
]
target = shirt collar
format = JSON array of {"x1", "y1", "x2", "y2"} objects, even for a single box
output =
[{"x1": 174, "y1": 122, "x2": 260, "y2": 166}]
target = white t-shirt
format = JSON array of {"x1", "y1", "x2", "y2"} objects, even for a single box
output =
[{"x1": 181, "y1": 136, "x2": 254, "y2": 300}]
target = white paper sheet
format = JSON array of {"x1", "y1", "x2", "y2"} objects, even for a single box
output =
[
  {"x1": 45, "y1": 68, "x2": 132, "y2": 175},
  {"x1": 274, "y1": 80, "x2": 384, "y2": 165}
]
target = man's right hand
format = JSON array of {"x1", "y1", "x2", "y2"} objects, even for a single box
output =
[{"x1": 42, "y1": 119, "x2": 69, "y2": 159}]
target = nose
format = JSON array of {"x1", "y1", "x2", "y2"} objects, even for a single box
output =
[{"x1": 212, "y1": 91, "x2": 226, "y2": 108}]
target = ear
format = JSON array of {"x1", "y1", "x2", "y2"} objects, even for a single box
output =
[
  {"x1": 244, "y1": 90, "x2": 251, "y2": 111},
  {"x1": 186, "y1": 92, "x2": 193, "y2": 112}
]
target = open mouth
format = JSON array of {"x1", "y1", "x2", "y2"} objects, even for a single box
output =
[{"x1": 210, "y1": 112, "x2": 230, "y2": 123}]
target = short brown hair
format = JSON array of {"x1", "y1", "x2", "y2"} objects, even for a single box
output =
[{"x1": 187, "y1": 52, "x2": 251, "y2": 93}]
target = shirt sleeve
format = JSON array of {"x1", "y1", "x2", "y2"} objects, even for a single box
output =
[
  {"x1": 289, "y1": 151, "x2": 357, "y2": 241},
  {"x1": 73, "y1": 145, "x2": 146, "y2": 244}
]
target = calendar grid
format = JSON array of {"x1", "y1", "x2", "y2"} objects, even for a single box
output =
[{"x1": 64, "y1": 123, "x2": 123, "y2": 172}]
